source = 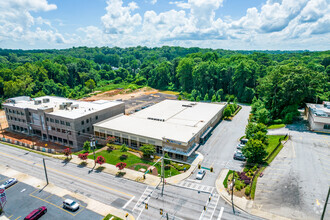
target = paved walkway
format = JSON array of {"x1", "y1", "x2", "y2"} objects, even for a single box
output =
[
  {"x1": 0, "y1": 164, "x2": 134, "y2": 220},
  {"x1": 216, "y1": 169, "x2": 292, "y2": 220}
]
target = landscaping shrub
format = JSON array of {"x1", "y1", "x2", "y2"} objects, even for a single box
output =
[
  {"x1": 120, "y1": 154, "x2": 128, "y2": 160},
  {"x1": 170, "y1": 162, "x2": 190, "y2": 171},
  {"x1": 243, "y1": 167, "x2": 249, "y2": 173},
  {"x1": 120, "y1": 144, "x2": 128, "y2": 152},
  {"x1": 245, "y1": 185, "x2": 251, "y2": 196},
  {"x1": 252, "y1": 165, "x2": 258, "y2": 172},
  {"x1": 235, "y1": 180, "x2": 245, "y2": 191},
  {"x1": 273, "y1": 119, "x2": 283, "y2": 124}
]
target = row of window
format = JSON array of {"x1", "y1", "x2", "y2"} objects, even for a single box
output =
[
  {"x1": 324, "y1": 124, "x2": 330, "y2": 129},
  {"x1": 48, "y1": 135, "x2": 73, "y2": 146},
  {"x1": 47, "y1": 117, "x2": 71, "y2": 126},
  {"x1": 6, "y1": 108, "x2": 25, "y2": 116},
  {"x1": 81, "y1": 116, "x2": 98, "y2": 125},
  {"x1": 12, "y1": 125, "x2": 28, "y2": 133},
  {"x1": 8, "y1": 116, "x2": 26, "y2": 123},
  {"x1": 50, "y1": 127, "x2": 72, "y2": 135}
]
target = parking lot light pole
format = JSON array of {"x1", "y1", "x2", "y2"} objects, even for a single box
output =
[{"x1": 90, "y1": 136, "x2": 96, "y2": 165}]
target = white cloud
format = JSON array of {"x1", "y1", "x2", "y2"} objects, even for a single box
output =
[
  {"x1": 0, "y1": 0, "x2": 66, "y2": 45},
  {"x1": 150, "y1": 0, "x2": 157, "y2": 5},
  {"x1": 101, "y1": 0, "x2": 142, "y2": 34}
]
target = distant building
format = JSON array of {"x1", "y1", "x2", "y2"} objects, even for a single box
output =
[
  {"x1": 94, "y1": 100, "x2": 226, "y2": 161},
  {"x1": 306, "y1": 101, "x2": 330, "y2": 132},
  {"x1": 3, "y1": 96, "x2": 125, "y2": 150}
]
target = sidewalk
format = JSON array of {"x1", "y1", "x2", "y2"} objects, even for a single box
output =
[
  {"x1": 0, "y1": 164, "x2": 134, "y2": 220},
  {"x1": 54, "y1": 152, "x2": 203, "y2": 187},
  {"x1": 215, "y1": 169, "x2": 291, "y2": 220}
]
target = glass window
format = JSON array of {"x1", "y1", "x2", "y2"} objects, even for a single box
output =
[
  {"x1": 5, "y1": 108, "x2": 8, "y2": 113},
  {"x1": 95, "y1": 131, "x2": 100, "y2": 137},
  {"x1": 87, "y1": 127, "x2": 90, "y2": 132},
  {"x1": 95, "y1": 115, "x2": 98, "y2": 120},
  {"x1": 78, "y1": 131, "x2": 81, "y2": 136},
  {"x1": 122, "y1": 138, "x2": 129, "y2": 145},
  {"x1": 57, "y1": 128, "x2": 61, "y2": 132},
  {"x1": 9, "y1": 109, "x2": 12, "y2": 113},
  {"x1": 62, "y1": 129, "x2": 66, "y2": 133},
  {"x1": 66, "y1": 122, "x2": 70, "y2": 126},
  {"x1": 60, "y1": 120, "x2": 64, "y2": 125},
  {"x1": 69, "y1": 141, "x2": 73, "y2": 146},
  {"x1": 46, "y1": 117, "x2": 49, "y2": 121},
  {"x1": 324, "y1": 124, "x2": 330, "y2": 130},
  {"x1": 53, "y1": 136, "x2": 58, "y2": 141},
  {"x1": 82, "y1": 129, "x2": 85, "y2": 133},
  {"x1": 86, "y1": 119, "x2": 89, "y2": 123},
  {"x1": 81, "y1": 121, "x2": 84, "y2": 125},
  {"x1": 58, "y1": 137, "x2": 63, "y2": 142},
  {"x1": 55, "y1": 119, "x2": 59, "y2": 124},
  {"x1": 131, "y1": 140, "x2": 138, "y2": 148}
]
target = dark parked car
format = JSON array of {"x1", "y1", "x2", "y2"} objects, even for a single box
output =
[
  {"x1": 24, "y1": 206, "x2": 47, "y2": 220},
  {"x1": 233, "y1": 152, "x2": 246, "y2": 161}
]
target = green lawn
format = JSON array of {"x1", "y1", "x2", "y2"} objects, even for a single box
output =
[
  {"x1": 87, "y1": 150, "x2": 184, "y2": 178},
  {"x1": 265, "y1": 135, "x2": 285, "y2": 155},
  {"x1": 103, "y1": 214, "x2": 122, "y2": 220},
  {"x1": 267, "y1": 124, "x2": 285, "y2": 129}
]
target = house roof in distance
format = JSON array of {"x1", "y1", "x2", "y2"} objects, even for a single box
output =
[{"x1": 94, "y1": 100, "x2": 225, "y2": 143}]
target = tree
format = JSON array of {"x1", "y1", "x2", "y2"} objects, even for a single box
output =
[
  {"x1": 83, "y1": 141, "x2": 90, "y2": 152},
  {"x1": 96, "y1": 156, "x2": 106, "y2": 166},
  {"x1": 116, "y1": 162, "x2": 127, "y2": 170},
  {"x1": 164, "y1": 153, "x2": 171, "y2": 165},
  {"x1": 106, "y1": 136, "x2": 115, "y2": 144},
  {"x1": 120, "y1": 144, "x2": 128, "y2": 152},
  {"x1": 223, "y1": 106, "x2": 232, "y2": 118},
  {"x1": 242, "y1": 139, "x2": 268, "y2": 164},
  {"x1": 78, "y1": 152, "x2": 89, "y2": 161},
  {"x1": 64, "y1": 148, "x2": 72, "y2": 159},
  {"x1": 140, "y1": 144, "x2": 156, "y2": 158},
  {"x1": 204, "y1": 93, "x2": 209, "y2": 101},
  {"x1": 211, "y1": 94, "x2": 217, "y2": 102},
  {"x1": 250, "y1": 131, "x2": 269, "y2": 146},
  {"x1": 85, "y1": 79, "x2": 96, "y2": 90},
  {"x1": 255, "y1": 108, "x2": 270, "y2": 124},
  {"x1": 245, "y1": 122, "x2": 267, "y2": 139},
  {"x1": 196, "y1": 95, "x2": 201, "y2": 102}
]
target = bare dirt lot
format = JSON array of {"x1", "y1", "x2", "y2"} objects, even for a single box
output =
[{"x1": 81, "y1": 87, "x2": 178, "y2": 114}]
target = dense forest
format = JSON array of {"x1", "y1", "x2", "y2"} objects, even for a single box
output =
[{"x1": 0, "y1": 46, "x2": 329, "y2": 124}]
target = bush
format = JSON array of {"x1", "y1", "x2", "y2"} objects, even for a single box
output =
[
  {"x1": 243, "y1": 167, "x2": 249, "y2": 173},
  {"x1": 273, "y1": 119, "x2": 283, "y2": 124},
  {"x1": 245, "y1": 185, "x2": 251, "y2": 196},
  {"x1": 252, "y1": 165, "x2": 258, "y2": 172},
  {"x1": 170, "y1": 162, "x2": 190, "y2": 171},
  {"x1": 235, "y1": 180, "x2": 245, "y2": 191},
  {"x1": 120, "y1": 144, "x2": 128, "y2": 152},
  {"x1": 120, "y1": 154, "x2": 128, "y2": 160}
]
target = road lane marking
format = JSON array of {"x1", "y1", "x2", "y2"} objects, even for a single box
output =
[
  {"x1": 8, "y1": 215, "x2": 13, "y2": 219},
  {"x1": 0, "y1": 151, "x2": 133, "y2": 198},
  {"x1": 316, "y1": 199, "x2": 320, "y2": 206},
  {"x1": 122, "y1": 196, "x2": 135, "y2": 209},
  {"x1": 14, "y1": 217, "x2": 21, "y2": 220},
  {"x1": 44, "y1": 194, "x2": 53, "y2": 200},
  {"x1": 21, "y1": 189, "x2": 26, "y2": 192},
  {"x1": 217, "y1": 207, "x2": 224, "y2": 220}
]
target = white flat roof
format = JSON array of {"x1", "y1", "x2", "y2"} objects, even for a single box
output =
[
  {"x1": 4, "y1": 96, "x2": 123, "y2": 119},
  {"x1": 95, "y1": 100, "x2": 225, "y2": 143}
]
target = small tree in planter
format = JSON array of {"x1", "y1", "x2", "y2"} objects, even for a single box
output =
[
  {"x1": 107, "y1": 136, "x2": 116, "y2": 144},
  {"x1": 140, "y1": 144, "x2": 156, "y2": 159},
  {"x1": 78, "y1": 153, "x2": 89, "y2": 166},
  {"x1": 64, "y1": 148, "x2": 72, "y2": 159},
  {"x1": 83, "y1": 141, "x2": 90, "y2": 152},
  {"x1": 116, "y1": 162, "x2": 127, "y2": 177}
]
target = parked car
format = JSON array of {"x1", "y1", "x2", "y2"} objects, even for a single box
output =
[
  {"x1": 0, "y1": 178, "x2": 17, "y2": 189},
  {"x1": 24, "y1": 206, "x2": 47, "y2": 220},
  {"x1": 236, "y1": 143, "x2": 245, "y2": 150},
  {"x1": 196, "y1": 169, "x2": 206, "y2": 180},
  {"x1": 240, "y1": 138, "x2": 249, "y2": 145},
  {"x1": 63, "y1": 199, "x2": 80, "y2": 211},
  {"x1": 233, "y1": 152, "x2": 246, "y2": 161}
]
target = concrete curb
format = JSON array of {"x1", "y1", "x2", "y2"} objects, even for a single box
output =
[
  {"x1": 0, "y1": 164, "x2": 135, "y2": 220},
  {"x1": 215, "y1": 169, "x2": 291, "y2": 220}
]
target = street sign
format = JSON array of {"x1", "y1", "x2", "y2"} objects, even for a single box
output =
[{"x1": 201, "y1": 166, "x2": 210, "y2": 170}]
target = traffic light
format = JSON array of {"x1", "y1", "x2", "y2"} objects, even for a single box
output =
[
  {"x1": 160, "y1": 208, "x2": 163, "y2": 215},
  {"x1": 209, "y1": 196, "x2": 211, "y2": 202},
  {"x1": 210, "y1": 167, "x2": 213, "y2": 172},
  {"x1": 204, "y1": 206, "x2": 206, "y2": 211},
  {"x1": 145, "y1": 203, "x2": 148, "y2": 209},
  {"x1": 198, "y1": 164, "x2": 201, "y2": 169},
  {"x1": 125, "y1": 213, "x2": 129, "y2": 217}
]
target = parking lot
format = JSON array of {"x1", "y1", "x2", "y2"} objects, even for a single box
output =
[{"x1": 0, "y1": 174, "x2": 103, "y2": 220}]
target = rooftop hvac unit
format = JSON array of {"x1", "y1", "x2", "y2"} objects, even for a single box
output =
[
  {"x1": 59, "y1": 104, "x2": 66, "y2": 110},
  {"x1": 71, "y1": 104, "x2": 79, "y2": 110},
  {"x1": 65, "y1": 102, "x2": 73, "y2": 107},
  {"x1": 34, "y1": 100, "x2": 42, "y2": 105},
  {"x1": 42, "y1": 98, "x2": 50, "y2": 103}
]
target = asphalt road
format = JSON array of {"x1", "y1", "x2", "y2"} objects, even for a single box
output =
[
  {"x1": 0, "y1": 174, "x2": 103, "y2": 220},
  {"x1": 255, "y1": 121, "x2": 330, "y2": 220},
  {"x1": 0, "y1": 105, "x2": 263, "y2": 220}
]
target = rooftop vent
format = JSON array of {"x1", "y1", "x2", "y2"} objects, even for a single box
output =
[
  {"x1": 34, "y1": 100, "x2": 42, "y2": 105},
  {"x1": 147, "y1": 117, "x2": 165, "y2": 122},
  {"x1": 59, "y1": 104, "x2": 66, "y2": 110},
  {"x1": 42, "y1": 98, "x2": 50, "y2": 103},
  {"x1": 71, "y1": 104, "x2": 79, "y2": 110},
  {"x1": 182, "y1": 104, "x2": 193, "y2": 107}
]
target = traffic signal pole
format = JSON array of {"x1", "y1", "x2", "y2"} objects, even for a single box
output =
[{"x1": 161, "y1": 149, "x2": 165, "y2": 196}]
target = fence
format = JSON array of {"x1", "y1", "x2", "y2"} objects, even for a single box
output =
[{"x1": 1, "y1": 137, "x2": 57, "y2": 154}]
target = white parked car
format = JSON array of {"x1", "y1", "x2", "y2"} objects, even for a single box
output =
[
  {"x1": 63, "y1": 199, "x2": 80, "y2": 211},
  {"x1": 0, "y1": 178, "x2": 17, "y2": 189},
  {"x1": 196, "y1": 169, "x2": 206, "y2": 180},
  {"x1": 236, "y1": 143, "x2": 245, "y2": 150}
]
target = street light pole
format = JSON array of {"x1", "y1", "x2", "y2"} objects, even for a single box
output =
[
  {"x1": 231, "y1": 171, "x2": 236, "y2": 215},
  {"x1": 43, "y1": 158, "x2": 49, "y2": 185},
  {"x1": 161, "y1": 148, "x2": 165, "y2": 196},
  {"x1": 90, "y1": 136, "x2": 96, "y2": 164}
]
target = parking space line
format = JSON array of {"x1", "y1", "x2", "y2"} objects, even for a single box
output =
[
  {"x1": 29, "y1": 189, "x2": 85, "y2": 216},
  {"x1": 44, "y1": 194, "x2": 53, "y2": 200},
  {"x1": 14, "y1": 216, "x2": 21, "y2": 220},
  {"x1": 8, "y1": 215, "x2": 13, "y2": 219}
]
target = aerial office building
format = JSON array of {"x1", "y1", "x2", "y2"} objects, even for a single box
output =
[
  {"x1": 3, "y1": 96, "x2": 125, "y2": 150},
  {"x1": 306, "y1": 101, "x2": 330, "y2": 132},
  {"x1": 94, "y1": 100, "x2": 226, "y2": 161}
]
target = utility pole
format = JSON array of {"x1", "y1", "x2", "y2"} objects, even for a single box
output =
[
  {"x1": 231, "y1": 171, "x2": 236, "y2": 215},
  {"x1": 43, "y1": 158, "x2": 49, "y2": 185},
  {"x1": 321, "y1": 186, "x2": 330, "y2": 220},
  {"x1": 161, "y1": 148, "x2": 165, "y2": 196}
]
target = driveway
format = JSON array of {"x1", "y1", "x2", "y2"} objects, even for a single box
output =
[{"x1": 254, "y1": 121, "x2": 330, "y2": 220}]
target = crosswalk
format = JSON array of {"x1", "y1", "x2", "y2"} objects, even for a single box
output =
[
  {"x1": 176, "y1": 180, "x2": 215, "y2": 193},
  {"x1": 200, "y1": 192, "x2": 220, "y2": 220},
  {"x1": 132, "y1": 186, "x2": 155, "y2": 220}
]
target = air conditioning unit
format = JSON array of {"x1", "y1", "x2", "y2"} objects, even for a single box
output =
[
  {"x1": 42, "y1": 98, "x2": 50, "y2": 103},
  {"x1": 34, "y1": 100, "x2": 42, "y2": 105},
  {"x1": 59, "y1": 104, "x2": 66, "y2": 110}
]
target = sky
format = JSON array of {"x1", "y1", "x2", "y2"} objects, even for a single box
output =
[{"x1": 0, "y1": 0, "x2": 329, "y2": 50}]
